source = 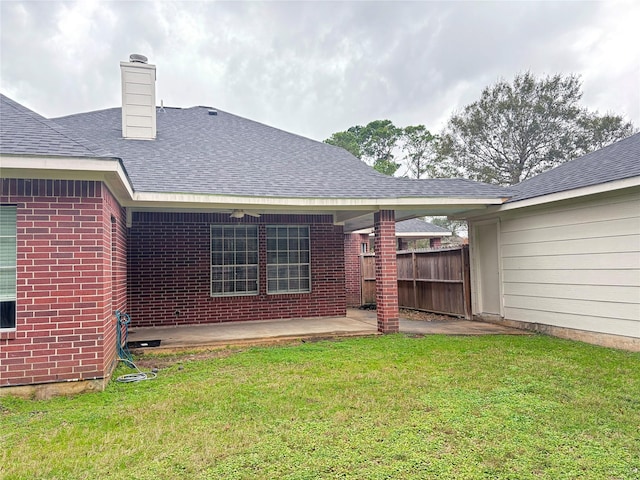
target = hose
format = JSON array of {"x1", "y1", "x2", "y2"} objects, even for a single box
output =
[{"x1": 114, "y1": 310, "x2": 157, "y2": 383}]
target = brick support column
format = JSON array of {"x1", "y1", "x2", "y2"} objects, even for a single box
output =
[{"x1": 374, "y1": 210, "x2": 398, "y2": 333}]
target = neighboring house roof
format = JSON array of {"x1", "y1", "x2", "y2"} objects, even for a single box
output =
[
  {"x1": 395, "y1": 218, "x2": 451, "y2": 236},
  {"x1": 53, "y1": 105, "x2": 511, "y2": 199},
  {"x1": 509, "y1": 132, "x2": 640, "y2": 202},
  {"x1": 0, "y1": 94, "x2": 113, "y2": 159},
  {"x1": 353, "y1": 218, "x2": 452, "y2": 237}
]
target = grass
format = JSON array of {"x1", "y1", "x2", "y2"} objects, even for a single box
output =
[{"x1": 1, "y1": 334, "x2": 639, "y2": 479}]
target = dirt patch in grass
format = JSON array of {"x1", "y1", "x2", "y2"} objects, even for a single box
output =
[
  {"x1": 399, "y1": 308, "x2": 459, "y2": 322},
  {"x1": 133, "y1": 348, "x2": 245, "y2": 369},
  {"x1": 362, "y1": 305, "x2": 460, "y2": 322}
]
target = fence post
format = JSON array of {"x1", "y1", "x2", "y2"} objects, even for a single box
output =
[
  {"x1": 461, "y1": 245, "x2": 471, "y2": 319},
  {"x1": 360, "y1": 254, "x2": 365, "y2": 306},
  {"x1": 412, "y1": 250, "x2": 418, "y2": 309}
]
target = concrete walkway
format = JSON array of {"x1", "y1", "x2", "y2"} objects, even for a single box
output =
[{"x1": 126, "y1": 308, "x2": 529, "y2": 353}]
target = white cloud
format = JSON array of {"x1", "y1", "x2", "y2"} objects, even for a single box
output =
[{"x1": 1, "y1": 0, "x2": 637, "y2": 141}]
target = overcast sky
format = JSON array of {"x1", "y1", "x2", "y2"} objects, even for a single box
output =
[{"x1": 1, "y1": 0, "x2": 639, "y2": 142}]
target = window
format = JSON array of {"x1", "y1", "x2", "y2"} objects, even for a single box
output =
[
  {"x1": 210, "y1": 225, "x2": 258, "y2": 297},
  {"x1": 267, "y1": 226, "x2": 310, "y2": 294},
  {"x1": 361, "y1": 242, "x2": 369, "y2": 253},
  {"x1": 0, "y1": 206, "x2": 16, "y2": 329}
]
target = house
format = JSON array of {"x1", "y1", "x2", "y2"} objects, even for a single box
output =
[
  {"x1": 350, "y1": 218, "x2": 452, "y2": 253},
  {"x1": 394, "y1": 218, "x2": 452, "y2": 250},
  {"x1": 464, "y1": 133, "x2": 640, "y2": 350},
  {"x1": 0, "y1": 55, "x2": 509, "y2": 395}
]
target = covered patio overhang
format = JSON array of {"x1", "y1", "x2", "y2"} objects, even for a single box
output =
[
  {"x1": 121, "y1": 193, "x2": 509, "y2": 334},
  {"x1": 121, "y1": 192, "x2": 507, "y2": 232}
]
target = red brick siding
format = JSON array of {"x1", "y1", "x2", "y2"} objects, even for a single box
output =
[
  {"x1": 374, "y1": 210, "x2": 399, "y2": 333},
  {"x1": 102, "y1": 187, "x2": 127, "y2": 377},
  {"x1": 128, "y1": 212, "x2": 346, "y2": 327},
  {"x1": 0, "y1": 179, "x2": 124, "y2": 387},
  {"x1": 344, "y1": 233, "x2": 368, "y2": 307}
]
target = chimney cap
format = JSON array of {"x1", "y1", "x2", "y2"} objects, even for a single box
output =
[{"x1": 129, "y1": 54, "x2": 148, "y2": 64}]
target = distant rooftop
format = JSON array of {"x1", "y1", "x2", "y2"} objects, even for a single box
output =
[{"x1": 395, "y1": 218, "x2": 451, "y2": 235}]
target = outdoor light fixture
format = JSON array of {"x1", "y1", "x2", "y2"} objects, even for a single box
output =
[{"x1": 230, "y1": 210, "x2": 260, "y2": 219}]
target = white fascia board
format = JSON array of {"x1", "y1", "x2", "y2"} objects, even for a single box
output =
[
  {"x1": 455, "y1": 176, "x2": 640, "y2": 220},
  {"x1": 0, "y1": 154, "x2": 134, "y2": 199},
  {"x1": 129, "y1": 191, "x2": 507, "y2": 209}
]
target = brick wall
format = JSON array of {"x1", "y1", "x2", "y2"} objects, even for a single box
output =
[
  {"x1": 128, "y1": 212, "x2": 346, "y2": 327},
  {"x1": 0, "y1": 179, "x2": 125, "y2": 388},
  {"x1": 102, "y1": 187, "x2": 127, "y2": 377},
  {"x1": 374, "y1": 210, "x2": 399, "y2": 333},
  {"x1": 344, "y1": 233, "x2": 368, "y2": 307}
]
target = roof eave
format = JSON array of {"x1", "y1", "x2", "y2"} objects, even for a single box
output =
[
  {"x1": 0, "y1": 153, "x2": 134, "y2": 202},
  {"x1": 452, "y1": 175, "x2": 640, "y2": 220},
  {"x1": 128, "y1": 190, "x2": 509, "y2": 209}
]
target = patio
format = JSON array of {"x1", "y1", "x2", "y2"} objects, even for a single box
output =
[{"x1": 126, "y1": 308, "x2": 530, "y2": 353}]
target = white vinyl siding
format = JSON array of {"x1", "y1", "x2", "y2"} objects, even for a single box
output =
[{"x1": 496, "y1": 190, "x2": 640, "y2": 338}]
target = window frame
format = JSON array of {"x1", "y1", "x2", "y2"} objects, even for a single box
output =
[
  {"x1": 210, "y1": 225, "x2": 259, "y2": 298},
  {"x1": 266, "y1": 225, "x2": 311, "y2": 295},
  {"x1": 0, "y1": 205, "x2": 17, "y2": 330}
]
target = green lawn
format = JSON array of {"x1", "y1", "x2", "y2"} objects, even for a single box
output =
[{"x1": 1, "y1": 334, "x2": 639, "y2": 479}]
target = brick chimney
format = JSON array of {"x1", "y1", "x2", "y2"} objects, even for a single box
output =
[{"x1": 120, "y1": 54, "x2": 156, "y2": 140}]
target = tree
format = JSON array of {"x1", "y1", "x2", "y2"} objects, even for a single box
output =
[
  {"x1": 576, "y1": 113, "x2": 635, "y2": 153},
  {"x1": 325, "y1": 120, "x2": 402, "y2": 175},
  {"x1": 438, "y1": 72, "x2": 635, "y2": 185},
  {"x1": 324, "y1": 129, "x2": 361, "y2": 159},
  {"x1": 429, "y1": 217, "x2": 467, "y2": 238},
  {"x1": 401, "y1": 125, "x2": 443, "y2": 179}
]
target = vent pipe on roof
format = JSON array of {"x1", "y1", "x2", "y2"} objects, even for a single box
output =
[
  {"x1": 120, "y1": 54, "x2": 156, "y2": 140},
  {"x1": 129, "y1": 54, "x2": 148, "y2": 64}
]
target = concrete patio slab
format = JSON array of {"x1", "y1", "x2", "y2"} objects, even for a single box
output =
[{"x1": 125, "y1": 308, "x2": 530, "y2": 353}]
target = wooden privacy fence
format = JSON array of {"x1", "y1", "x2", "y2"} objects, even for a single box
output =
[{"x1": 361, "y1": 246, "x2": 471, "y2": 318}]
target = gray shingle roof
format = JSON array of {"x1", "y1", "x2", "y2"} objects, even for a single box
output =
[
  {"x1": 0, "y1": 94, "x2": 113, "y2": 158},
  {"x1": 53, "y1": 105, "x2": 512, "y2": 199},
  {"x1": 396, "y1": 218, "x2": 451, "y2": 234},
  {"x1": 509, "y1": 132, "x2": 640, "y2": 202}
]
